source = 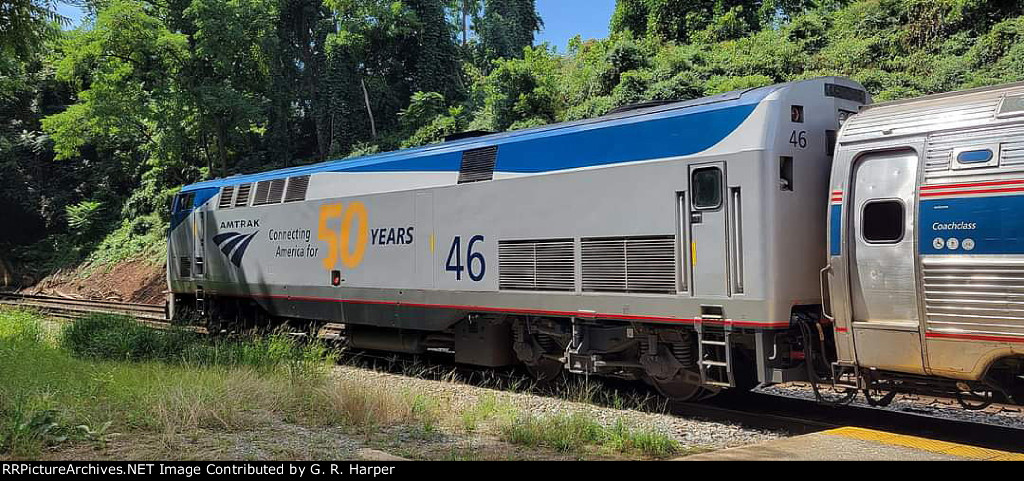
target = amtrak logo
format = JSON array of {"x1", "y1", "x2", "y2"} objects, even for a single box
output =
[{"x1": 213, "y1": 231, "x2": 259, "y2": 267}]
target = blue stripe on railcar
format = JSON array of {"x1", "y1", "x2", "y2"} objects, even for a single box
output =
[
  {"x1": 919, "y1": 195, "x2": 1024, "y2": 255},
  {"x1": 830, "y1": 204, "x2": 842, "y2": 256}
]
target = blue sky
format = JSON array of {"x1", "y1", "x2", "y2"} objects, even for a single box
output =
[
  {"x1": 536, "y1": 0, "x2": 616, "y2": 51},
  {"x1": 55, "y1": 0, "x2": 617, "y2": 50}
]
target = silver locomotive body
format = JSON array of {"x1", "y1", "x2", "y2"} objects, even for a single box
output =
[
  {"x1": 828, "y1": 82, "x2": 1024, "y2": 401},
  {"x1": 168, "y1": 77, "x2": 866, "y2": 397}
]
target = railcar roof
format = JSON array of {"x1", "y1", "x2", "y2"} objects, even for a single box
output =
[{"x1": 179, "y1": 79, "x2": 817, "y2": 193}]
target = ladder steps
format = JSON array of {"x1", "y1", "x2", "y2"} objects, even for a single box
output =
[
  {"x1": 700, "y1": 340, "x2": 727, "y2": 346},
  {"x1": 702, "y1": 360, "x2": 728, "y2": 367}
]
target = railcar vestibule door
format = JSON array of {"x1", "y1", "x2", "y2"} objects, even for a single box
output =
[
  {"x1": 847, "y1": 149, "x2": 925, "y2": 374},
  {"x1": 689, "y1": 163, "x2": 729, "y2": 297}
]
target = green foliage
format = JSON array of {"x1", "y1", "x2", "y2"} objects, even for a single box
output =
[
  {"x1": 5, "y1": 0, "x2": 1024, "y2": 278},
  {"x1": 60, "y1": 313, "x2": 336, "y2": 375},
  {"x1": 499, "y1": 410, "x2": 681, "y2": 458}
]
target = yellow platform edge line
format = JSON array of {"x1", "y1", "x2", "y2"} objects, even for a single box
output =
[{"x1": 823, "y1": 426, "x2": 1024, "y2": 461}]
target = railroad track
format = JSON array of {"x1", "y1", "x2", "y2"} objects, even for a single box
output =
[
  {"x1": 2, "y1": 291, "x2": 1021, "y2": 452},
  {"x1": 0, "y1": 292, "x2": 167, "y2": 322}
]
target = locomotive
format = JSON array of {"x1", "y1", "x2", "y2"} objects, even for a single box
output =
[{"x1": 167, "y1": 76, "x2": 1024, "y2": 406}]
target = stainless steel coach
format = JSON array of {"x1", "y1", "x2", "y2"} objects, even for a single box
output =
[
  {"x1": 167, "y1": 77, "x2": 878, "y2": 400},
  {"x1": 826, "y1": 82, "x2": 1024, "y2": 405}
]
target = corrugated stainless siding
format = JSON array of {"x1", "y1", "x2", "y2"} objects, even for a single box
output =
[
  {"x1": 925, "y1": 124, "x2": 1024, "y2": 177},
  {"x1": 922, "y1": 257, "x2": 1024, "y2": 339},
  {"x1": 581, "y1": 236, "x2": 676, "y2": 294},
  {"x1": 498, "y1": 239, "x2": 575, "y2": 291},
  {"x1": 845, "y1": 97, "x2": 1000, "y2": 141}
]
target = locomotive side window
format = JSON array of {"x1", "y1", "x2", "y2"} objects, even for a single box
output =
[
  {"x1": 691, "y1": 167, "x2": 722, "y2": 209},
  {"x1": 862, "y1": 200, "x2": 904, "y2": 243}
]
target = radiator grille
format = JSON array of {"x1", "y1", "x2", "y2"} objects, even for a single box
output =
[
  {"x1": 218, "y1": 186, "x2": 235, "y2": 209},
  {"x1": 179, "y1": 256, "x2": 192, "y2": 277},
  {"x1": 284, "y1": 175, "x2": 310, "y2": 202},
  {"x1": 234, "y1": 183, "x2": 252, "y2": 207},
  {"x1": 922, "y1": 257, "x2": 1024, "y2": 339},
  {"x1": 582, "y1": 236, "x2": 676, "y2": 294},
  {"x1": 458, "y1": 146, "x2": 497, "y2": 184},
  {"x1": 498, "y1": 239, "x2": 575, "y2": 291}
]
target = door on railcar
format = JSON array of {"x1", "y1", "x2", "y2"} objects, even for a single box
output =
[
  {"x1": 689, "y1": 163, "x2": 730, "y2": 297},
  {"x1": 846, "y1": 149, "x2": 926, "y2": 374}
]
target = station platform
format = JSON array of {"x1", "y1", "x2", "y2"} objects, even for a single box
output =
[{"x1": 681, "y1": 427, "x2": 1024, "y2": 461}]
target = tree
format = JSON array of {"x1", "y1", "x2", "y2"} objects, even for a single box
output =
[{"x1": 474, "y1": 0, "x2": 542, "y2": 64}]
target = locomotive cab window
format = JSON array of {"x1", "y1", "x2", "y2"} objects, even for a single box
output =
[
  {"x1": 862, "y1": 200, "x2": 904, "y2": 243},
  {"x1": 691, "y1": 167, "x2": 723, "y2": 210},
  {"x1": 175, "y1": 193, "x2": 194, "y2": 212}
]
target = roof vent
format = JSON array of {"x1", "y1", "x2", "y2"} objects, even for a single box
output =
[{"x1": 458, "y1": 146, "x2": 497, "y2": 184}]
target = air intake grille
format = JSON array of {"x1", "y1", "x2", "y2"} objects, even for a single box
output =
[
  {"x1": 179, "y1": 256, "x2": 192, "y2": 277},
  {"x1": 499, "y1": 239, "x2": 575, "y2": 291},
  {"x1": 926, "y1": 124, "x2": 1024, "y2": 176},
  {"x1": 267, "y1": 178, "x2": 286, "y2": 204},
  {"x1": 218, "y1": 186, "x2": 235, "y2": 209},
  {"x1": 458, "y1": 146, "x2": 497, "y2": 184},
  {"x1": 284, "y1": 175, "x2": 310, "y2": 202},
  {"x1": 582, "y1": 236, "x2": 676, "y2": 294},
  {"x1": 234, "y1": 183, "x2": 252, "y2": 207},
  {"x1": 252, "y1": 180, "x2": 272, "y2": 205}
]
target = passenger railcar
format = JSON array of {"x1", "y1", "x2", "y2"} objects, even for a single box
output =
[
  {"x1": 827, "y1": 82, "x2": 1024, "y2": 405},
  {"x1": 167, "y1": 77, "x2": 875, "y2": 400}
]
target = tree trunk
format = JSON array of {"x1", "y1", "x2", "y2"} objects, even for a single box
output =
[{"x1": 361, "y1": 77, "x2": 377, "y2": 140}]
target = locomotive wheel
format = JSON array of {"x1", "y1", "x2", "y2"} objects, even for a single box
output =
[
  {"x1": 525, "y1": 359, "x2": 564, "y2": 383},
  {"x1": 649, "y1": 371, "x2": 709, "y2": 401}
]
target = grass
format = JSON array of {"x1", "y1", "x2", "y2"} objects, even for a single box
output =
[
  {"x1": 0, "y1": 307, "x2": 693, "y2": 460},
  {"x1": 0, "y1": 308, "x2": 385, "y2": 458},
  {"x1": 499, "y1": 410, "x2": 681, "y2": 458}
]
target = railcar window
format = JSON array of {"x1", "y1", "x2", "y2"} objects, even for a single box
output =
[
  {"x1": 862, "y1": 200, "x2": 904, "y2": 243},
  {"x1": 691, "y1": 167, "x2": 722, "y2": 209}
]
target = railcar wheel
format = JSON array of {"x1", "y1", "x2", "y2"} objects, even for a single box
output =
[
  {"x1": 957, "y1": 389, "x2": 994, "y2": 411},
  {"x1": 863, "y1": 388, "x2": 897, "y2": 407}
]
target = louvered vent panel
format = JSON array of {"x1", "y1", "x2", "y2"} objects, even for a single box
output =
[
  {"x1": 179, "y1": 256, "x2": 192, "y2": 277},
  {"x1": 267, "y1": 178, "x2": 286, "y2": 204},
  {"x1": 922, "y1": 257, "x2": 1024, "y2": 340},
  {"x1": 925, "y1": 124, "x2": 1024, "y2": 176},
  {"x1": 284, "y1": 175, "x2": 310, "y2": 202},
  {"x1": 458, "y1": 146, "x2": 497, "y2": 184},
  {"x1": 1001, "y1": 136, "x2": 1024, "y2": 168},
  {"x1": 582, "y1": 236, "x2": 676, "y2": 294},
  {"x1": 624, "y1": 237, "x2": 677, "y2": 293},
  {"x1": 252, "y1": 180, "x2": 273, "y2": 205},
  {"x1": 234, "y1": 183, "x2": 252, "y2": 207},
  {"x1": 499, "y1": 239, "x2": 574, "y2": 291},
  {"x1": 218, "y1": 186, "x2": 235, "y2": 209},
  {"x1": 582, "y1": 238, "x2": 627, "y2": 292}
]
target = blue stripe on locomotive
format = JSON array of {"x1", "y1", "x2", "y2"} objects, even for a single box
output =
[
  {"x1": 919, "y1": 194, "x2": 1024, "y2": 255},
  {"x1": 178, "y1": 85, "x2": 776, "y2": 194}
]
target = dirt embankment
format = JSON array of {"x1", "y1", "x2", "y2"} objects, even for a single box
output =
[{"x1": 21, "y1": 259, "x2": 166, "y2": 304}]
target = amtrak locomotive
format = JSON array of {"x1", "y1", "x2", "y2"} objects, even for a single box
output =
[{"x1": 167, "y1": 77, "x2": 1024, "y2": 406}]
